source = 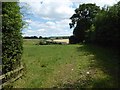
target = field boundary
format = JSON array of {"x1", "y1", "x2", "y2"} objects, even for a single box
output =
[{"x1": 0, "y1": 65, "x2": 24, "y2": 89}]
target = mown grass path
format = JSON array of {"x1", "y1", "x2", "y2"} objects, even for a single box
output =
[{"x1": 13, "y1": 41, "x2": 119, "y2": 88}]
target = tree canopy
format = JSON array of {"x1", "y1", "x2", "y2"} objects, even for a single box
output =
[{"x1": 69, "y1": 3, "x2": 100, "y2": 43}]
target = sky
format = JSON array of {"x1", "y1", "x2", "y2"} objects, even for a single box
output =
[{"x1": 19, "y1": 0, "x2": 118, "y2": 37}]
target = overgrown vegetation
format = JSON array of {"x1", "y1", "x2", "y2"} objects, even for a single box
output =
[
  {"x1": 2, "y1": 2, "x2": 23, "y2": 74},
  {"x1": 69, "y1": 1, "x2": 120, "y2": 47}
]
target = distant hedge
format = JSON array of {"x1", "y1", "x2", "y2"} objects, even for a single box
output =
[
  {"x1": 38, "y1": 40, "x2": 63, "y2": 45},
  {"x1": 23, "y1": 36, "x2": 38, "y2": 39},
  {"x1": 2, "y1": 2, "x2": 23, "y2": 74}
]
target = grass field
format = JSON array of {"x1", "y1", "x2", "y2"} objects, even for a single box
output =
[{"x1": 13, "y1": 39, "x2": 119, "y2": 88}]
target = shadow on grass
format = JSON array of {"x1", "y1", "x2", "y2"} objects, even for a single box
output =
[
  {"x1": 78, "y1": 44, "x2": 119, "y2": 88},
  {"x1": 53, "y1": 44, "x2": 119, "y2": 88}
]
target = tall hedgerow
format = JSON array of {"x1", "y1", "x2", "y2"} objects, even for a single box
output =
[
  {"x1": 2, "y1": 2, "x2": 23, "y2": 74},
  {"x1": 94, "y1": 1, "x2": 120, "y2": 46}
]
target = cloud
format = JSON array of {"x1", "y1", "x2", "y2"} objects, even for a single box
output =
[
  {"x1": 70, "y1": 0, "x2": 117, "y2": 7},
  {"x1": 21, "y1": 0, "x2": 75, "y2": 20},
  {"x1": 25, "y1": 19, "x2": 32, "y2": 23},
  {"x1": 23, "y1": 19, "x2": 72, "y2": 37},
  {"x1": 21, "y1": 0, "x2": 118, "y2": 37},
  {"x1": 27, "y1": 30, "x2": 34, "y2": 33}
]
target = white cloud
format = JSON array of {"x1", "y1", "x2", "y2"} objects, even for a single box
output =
[
  {"x1": 25, "y1": 19, "x2": 32, "y2": 23},
  {"x1": 21, "y1": 0, "x2": 75, "y2": 20},
  {"x1": 27, "y1": 30, "x2": 34, "y2": 33},
  {"x1": 71, "y1": 0, "x2": 117, "y2": 7},
  {"x1": 23, "y1": 19, "x2": 72, "y2": 37},
  {"x1": 37, "y1": 29, "x2": 45, "y2": 32},
  {"x1": 21, "y1": 0, "x2": 118, "y2": 37}
]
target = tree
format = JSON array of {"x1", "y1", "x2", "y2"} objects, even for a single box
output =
[
  {"x1": 39, "y1": 36, "x2": 42, "y2": 39},
  {"x1": 69, "y1": 35, "x2": 79, "y2": 44},
  {"x1": 2, "y1": 2, "x2": 23, "y2": 73},
  {"x1": 69, "y1": 3, "x2": 100, "y2": 43}
]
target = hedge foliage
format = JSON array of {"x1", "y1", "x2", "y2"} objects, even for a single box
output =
[
  {"x1": 38, "y1": 40, "x2": 65, "y2": 45},
  {"x1": 94, "y1": 2, "x2": 120, "y2": 46},
  {"x1": 2, "y1": 2, "x2": 23, "y2": 74}
]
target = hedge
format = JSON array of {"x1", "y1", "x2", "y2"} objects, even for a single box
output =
[{"x1": 2, "y1": 2, "x2": 23, "y2": 74}]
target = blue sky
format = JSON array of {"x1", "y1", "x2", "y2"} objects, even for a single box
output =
[{"x1": 19, "y1": 0, "x2": 118, "y2": 37}]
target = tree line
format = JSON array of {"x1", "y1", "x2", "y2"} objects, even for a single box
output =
[
  {"x1": 23, "y1": 36, "x2": 70, "y2": 39},
  {"x1": 23, "y1": 36, "x2": 42, "y2": 39},
  {"x1": 69, "y1": 1, "x2": 120, "y2": 47}
]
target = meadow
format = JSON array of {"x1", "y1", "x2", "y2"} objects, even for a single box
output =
[{"x1": 13, "y1": 39, "x2": 119, "y2": 88}]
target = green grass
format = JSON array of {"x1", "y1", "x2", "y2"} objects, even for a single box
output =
[
  {"x1": 23, "y1": 39, "x2": 40, "y2": 45},
  {"x1": 13, "y1": 39, "x2": 119, "y2": 88}
]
